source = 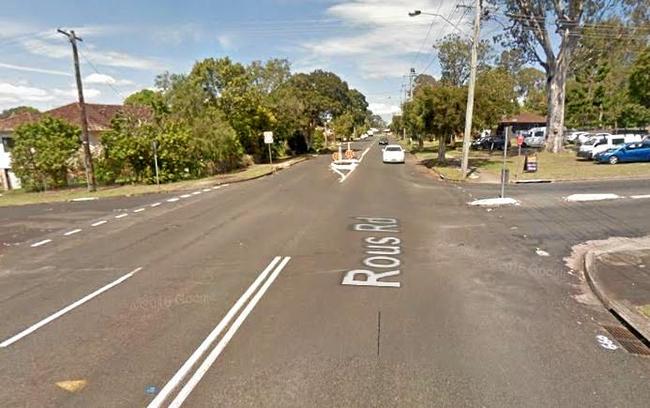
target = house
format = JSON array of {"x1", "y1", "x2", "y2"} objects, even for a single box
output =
[
  {"x1": 496, "y1": 112, "x2": 547, "y2": 136},
  {"x1": 0, "y1": 103, "x2": 150, "y2": 190}
]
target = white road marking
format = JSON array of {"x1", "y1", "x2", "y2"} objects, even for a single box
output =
[
  {"x1": 30, "y1": 239, "x2": 52, "y2": 248},
  {"x1": 150, "y1": 202, "x2": 161, "y2": 207},
  {"x1": 192, "y1": 191, "x2": 202, "y2": 195},
  {"x1": 565, "y1": 193, "x2": 621, "y2": 202},
  {"x1": 631, "y1": 194, "x2": 650, "y2": 199},
  {"x1": 167, "y1": 197, "x2": 180, "y2": 202},
  {"x1": 469, "y1": 197, "x2": 520, "y2": 207},
  {"x1": 148, "y1": 257, "x2": 290, "y2": 408},
  {"x1": 133, "y1": 208, "x2": 145, "y2": 213},
  {"x1": 535, "y1": 248, "x2": 550, "y2": 257},
  {"x1": 91, "y1": 220, "x2": 108, "y2": 227},
  {"x1": 596, "y1": 334, "x2": 619, "y2": 350},
  {"x1": 115, "y1": 213, "x2": 128, "y2": 219},
  {"x1": 180, "y1": 194, "x2": 191, "y2": 198},
  {"x1": 63, "y1": 229, "x2": 82, "y2": 236},
  {"x1": 221, "y1": 184, "x2": 230, "y2": 187},
  {"x1": 202, "y1": 188, "x2": 211, "y2": 192},
  {"x1": 0, "y1": 267, "x2": 142, "y2": 348},
  {"x1": 167, "y1": 257, "x2": 291, "y2": 408},
  {"x1": 70, "y1": 197, "x2": 98, "y2": 202}
]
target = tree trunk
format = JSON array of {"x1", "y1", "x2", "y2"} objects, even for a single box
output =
[
  {"x1": 545, "y1": 51, "x2": 571, "y2": 153},
  {"x1": 437, "y1": 135, "x2": 446, "y2": 162},
  {"x1": 418, "y1": 134, "x2": 424, "y2": 150}
]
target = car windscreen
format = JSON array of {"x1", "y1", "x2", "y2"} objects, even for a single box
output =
[{"x1": 385, "y1": 147, "x2": 402, "y2": 152}]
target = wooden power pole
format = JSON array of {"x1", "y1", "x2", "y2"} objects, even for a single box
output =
[
  {"x1": 460, "y1": 0, "x2": 482, "y2": 178},
  {"x1": 58, "y1": 29, "x2": 96, "y2": 192}
]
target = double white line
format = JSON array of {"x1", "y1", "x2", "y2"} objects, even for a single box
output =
[{"x1": 148, "y1": 256, "x2": 291, "y2": 407}]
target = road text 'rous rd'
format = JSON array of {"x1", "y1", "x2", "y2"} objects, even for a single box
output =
[{"x1": 342, "y1": 217, "x2": 402, "y2": 288}]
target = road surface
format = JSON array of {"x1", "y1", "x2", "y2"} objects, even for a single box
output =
[{"x1": 1, "y1": 139, "x2": 649, "y2": 407}]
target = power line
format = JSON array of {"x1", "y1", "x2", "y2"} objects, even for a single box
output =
[{"x1": 78, "y1": 48, "x2": 127, "y2": 100}]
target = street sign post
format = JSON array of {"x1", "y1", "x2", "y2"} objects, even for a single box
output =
[
  {"x1": 263, "y1": 131, "x2": 273, "y2": 165},
  {"x1": 152, "y1": 140, "x2": 160, "y2": 188},
  {"x1": 516, "y1": 133, "x2": 524, "y2": 157}
]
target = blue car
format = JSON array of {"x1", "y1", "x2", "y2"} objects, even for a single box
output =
[{"x1": 594, "y1": 140, "x2": 650, "y2": 164}]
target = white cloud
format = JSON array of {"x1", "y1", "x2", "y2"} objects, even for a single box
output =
[
  {"x1": 84, "y1": 73, "x2": 134, "y2": 86},
  {"x1": 217, "y1": 34, "x2": 234, "y2": 50},
  {"x1": 0, "y1": 62, "x2": 72, "y2": 77},
  {"x1": 0, "y1": 82, "x2": 54, "y2": 102},
  {"x1": 300, "y1": 0, "x2": 467, "y2": 79},
  {"x1": 369, "y1": 102, "x2": 401, "y2": 116},
  {"x1": 21, "y1": 38, "x2": 163, "y2": 70},
  {"x1": 53, "y1": 88, "x2": 101, "y2": 99}
]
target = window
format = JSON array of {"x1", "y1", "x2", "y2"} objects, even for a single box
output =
[
  {"x1": 385, "y1": 147, "x2": 402, "y2": 152},
  {"x1": 1, "y1": 137, "x2": 14, "y2": 152},
  {"x1": 612, "y1": 139, "x2": 624, "y2": 145}
]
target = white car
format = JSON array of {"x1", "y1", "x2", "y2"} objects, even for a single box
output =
[
  {"x1": 523, "y1": 127, "x2": 546, "y2": 148},
  {"x1": 382, "y1": 144, "x2": 405, "y2": 163}
]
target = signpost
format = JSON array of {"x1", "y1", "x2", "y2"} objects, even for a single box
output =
[
  {"x1": 500, "y1": 126, "x2": 511, "y2": 198},
  {"x1": 263, "y1": 131, "x2": 273, "y2": 165},
  {"x1": 152, "y1": 140, "x2": 160, "y2": 188},
  {"x1": 516, "y1": 133, "x2": 524, "y2": 157}
]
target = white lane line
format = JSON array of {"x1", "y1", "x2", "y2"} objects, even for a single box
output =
[
  {"x1": 180, "y1": 194, "x2": 192, "y2": 199},
  {"x1": 168, "y1": 257, "x2": 291, "y2": 407},
  {"x1": 150, "y1": 202, "x2": 161, "y2": 207},
  {"x1": 192, "y1": 191, "x2": 202, "y2": 195},
  {"x1": 91, "y1": 220, "x2": 108, "y2": 227},
  {"x1": 63, "y1": 229, "x2": 82, "y2": 236},
  {"x1": 115, "y1": 213, "x2": 128, "y2": 219},
  {"x1": 202, "y1": 188, "x2": 211, "y2": 192},
  {"x1": 0, "y1": 267, "x2": 143, "y2": 348},
  {"x1": 167, "y1": 197, "x2": 180, "y2": 202},
  {"x1": 30, "y1": 239, "x2": 52, "y2": 248},
  {"x1": 133, "y1": 208, "x2": 145, "y2": 213},
  {"x1": 565, "y1": 193, "x2": 621, "y2": 202},
  {"x1": 221, "y1": 184, "x2": 230, "y2": 187},
  {"x1": 359, "y1": 147, "x2": 371, "y2": 162},
  {"x1": 631, "y1": 194, "x2": 650, "y2": 199},
  {"x1": 147, "y1": 257, "x2": 287, "y2": 408}
]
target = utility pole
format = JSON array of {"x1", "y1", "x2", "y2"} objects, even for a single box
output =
[
  {"x1": 408, "y1": 67, "x2": 416, "y2": 100},
  {"x1": 460, "y1": 0, "x2": 482, "y2": 178},
  {"x1": 58, "y1": 29, "x2": 96, "y2": 192}
]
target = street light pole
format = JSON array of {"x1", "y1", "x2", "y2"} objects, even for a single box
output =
[
  {"x1": 409, "y1": 4, "x2": 482, "y2": 178},
  {"x1": 460, "y1": 0, "x2": 482, "y2": 178}
]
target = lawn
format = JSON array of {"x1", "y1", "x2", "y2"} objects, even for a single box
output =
[
  {"x1": 400, "y1": 139, "x2": 650, "y2": 182},
  {"x1": 0, "y1": 156, "x2": 308, "y2": 207}
]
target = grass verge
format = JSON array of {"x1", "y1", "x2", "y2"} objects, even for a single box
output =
[
  {"x1": 0, "y1": 156, "x2": 308, "y2": 207},
  {"x1": 400, "y1": 139, "x2": 650, "y2": 182}
]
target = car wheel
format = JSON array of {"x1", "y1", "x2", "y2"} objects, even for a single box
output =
[{"x1": 608, "y1": 155, "x2": 619, "y2": 165}]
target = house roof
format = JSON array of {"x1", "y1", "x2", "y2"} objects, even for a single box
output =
[
  {"x1": 0, "y1": 103, "x2": 150, "y2": 132},
  {"x1": 0, "y1": 111, "x2": 42, "y2": 132},
  {"x1": 500, "y1": 112, "x2": 546, "y2": 124}
]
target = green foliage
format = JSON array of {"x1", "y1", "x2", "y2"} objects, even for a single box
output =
[
  {"x1": 436, "y1": 34, "x2": 492, "y2": 86},
  {"x1": 630, "y1": 46, "x2": 650, "y2": 108},
  {"x1": 331, "y1": 112, "x2": 355, "y2": 140},
  {"x1": 475, "y1": 68, "x2": 518, "y2": 129},
  {"x1": 11, "y1": 117, "x2": 81, "y2": 191}
]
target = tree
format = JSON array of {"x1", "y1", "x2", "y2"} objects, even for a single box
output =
[
  {"x1": 331, "y1": 112, "x2": 355, "y2": 140},
  {"x1": 0, "y1": 106, "x2": 39, "y2": 119},
  {"x1": 629, "y1": 46, "x2": 650, "y2": 108},
  {"x1": 11, "y1": 117, "x2": 81, "y2": 191},
  {"x1": 493, "y1": 0, "x2": 650, "y2": 152},
  {"x1": 369, "y1": 114, "x2": 386, "y2": 129},
  {"x1": 475, "y1": 68, "x2": 518, "y2": 130},
  {"x1": 436, "y1": 33, "x2": 492, "y2": 86}
]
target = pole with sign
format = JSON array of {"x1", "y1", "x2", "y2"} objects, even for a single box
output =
[
  {"x1": 500, "y1": 126, "x2": 511, "y2": 198},
  {"x1": 152, "y1": 140, "x2": 160, "y2": 188},
  {"x1": 263, "y1": 131, "x2": 273, "y2": 165}
]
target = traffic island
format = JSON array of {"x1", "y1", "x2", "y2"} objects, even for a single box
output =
[{"x1": 584, "y1": 245, "x2": 650, "y2": 342}]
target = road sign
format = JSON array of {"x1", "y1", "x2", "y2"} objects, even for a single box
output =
[
  {"x1": 517, "y1": 134, "x2": 524, "y2": 146},
  {"x1": 263, "y1": 131, "x2": 273, "y2": 144},
  {"x1": 524, "y1": 153, "x2": 538, "y2": 172}
]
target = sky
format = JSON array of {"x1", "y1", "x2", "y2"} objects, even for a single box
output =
[{"x1": 0, "y1": 0, "x2": 489, "y2": 121}]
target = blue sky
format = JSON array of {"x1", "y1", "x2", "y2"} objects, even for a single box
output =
[{"x1": 0, "y1": 0, "x2": 483, "y2": 119}]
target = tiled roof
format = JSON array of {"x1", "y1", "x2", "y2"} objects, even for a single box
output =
[{"x1": 0, "y1": 103, "x2": 151, "y2": 132}]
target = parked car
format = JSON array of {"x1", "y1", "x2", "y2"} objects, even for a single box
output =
[
  {"x1": 594, "y1": 140, "x2": 650, "y2": 164},
  {"x1": 382, "y1": 144, "x2": 405, "y2": 163},
  {"x1": 578, "y1": 133, "x2": 643, "y2": 159},
  {"x1": 566, "y1": 131, "x2": 588, "y2": 144},
  {"x1": 378, "y1": 137, "x2": 389, "y2": 146},
  {"x1": 471, "y1": 135, "x2": 491, "y2": 149},
  {"x1": 523, "y1": 127, "x2": 546, "y2": 148}
]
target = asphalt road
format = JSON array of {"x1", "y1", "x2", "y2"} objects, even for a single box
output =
[{"x1": 1, "y1": 139, "x2": 649, "y2": 407}]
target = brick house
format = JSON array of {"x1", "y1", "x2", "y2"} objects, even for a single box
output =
[{"x1": 0, "y1": 103, "x2": 150, "y2": 190}]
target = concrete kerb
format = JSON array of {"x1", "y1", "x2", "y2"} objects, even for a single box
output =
[{"x1": 584, "y1": 249, "x2": 650, "y2": 342}]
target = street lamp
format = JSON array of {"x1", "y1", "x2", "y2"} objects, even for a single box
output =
[
  {"x1": 408, "y1": 10, "x2": 464, "y2": 34},
  {"x1": 408, "y1": 4, "x2": 481, "y2": 178}
]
